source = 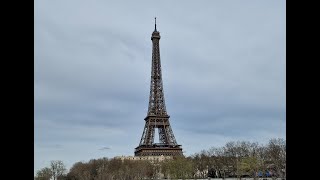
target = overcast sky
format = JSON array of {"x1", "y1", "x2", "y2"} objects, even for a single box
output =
[{"x1": 34, "y1": 0, "x2": 286, "y2": 174}]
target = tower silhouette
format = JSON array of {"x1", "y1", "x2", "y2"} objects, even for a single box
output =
[{"x1": 134, "y1": 18, "x2": 183, "y2": 156}]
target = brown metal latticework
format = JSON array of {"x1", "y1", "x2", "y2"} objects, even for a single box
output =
[{"x1": 135, "y1": 18, "x2": 183, "y2": 156}]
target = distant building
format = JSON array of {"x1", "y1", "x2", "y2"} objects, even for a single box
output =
[{"x1": 114, "y1": 155, "x2": 172, "y2": 163}]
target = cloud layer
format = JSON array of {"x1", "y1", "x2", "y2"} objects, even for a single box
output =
[{"x1": 35, "y1": 0, "x2": 286, "y2": 174}]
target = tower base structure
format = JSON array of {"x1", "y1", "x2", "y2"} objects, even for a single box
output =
[{"x1": 135, "y1": 144, "x2": 183, "y2": 156}]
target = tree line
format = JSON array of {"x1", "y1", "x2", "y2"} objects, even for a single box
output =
[{"x1": 35, "y1": 138, "x2": 285, "y2": 180}]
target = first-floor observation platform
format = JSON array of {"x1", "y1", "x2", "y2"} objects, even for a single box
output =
[{"x1": 134, "y1": 143, "x2": 183, "y2": 156}]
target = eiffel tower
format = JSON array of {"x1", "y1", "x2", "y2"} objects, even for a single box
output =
[{"x1": 134, "y1": 18, "x2": 183, "y2": 156}]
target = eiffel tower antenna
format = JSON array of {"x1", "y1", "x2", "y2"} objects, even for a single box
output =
[{"x1": 135, "y1": 19, "x2": 183, "y2": 157}]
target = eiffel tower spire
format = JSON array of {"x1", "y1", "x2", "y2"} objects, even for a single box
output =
[
  {"x1": 135, "y1": 19, "x2": 183, "y2": 157},
  {"x1": 154, "y1": 17, "x2": 157, "y2": 31},
  {"x1": 147, "y1": 17, "x2": 167, "y2": 117}
]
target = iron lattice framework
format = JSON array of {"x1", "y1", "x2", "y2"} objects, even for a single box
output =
[{"x1": 135, "y1": 18, "x2": 183, "y2": 156}]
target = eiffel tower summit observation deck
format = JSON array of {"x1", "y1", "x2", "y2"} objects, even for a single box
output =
[{"x1": 134, "y1": 18, "x2": 183, "y2": 157}]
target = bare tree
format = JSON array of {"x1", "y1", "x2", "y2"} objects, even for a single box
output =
[
  {"x1": 191, "y1": 151, "x2": 209, "y2": 178},
  {"x1": 50, "y1": 160, "x2": 66, "y2": 180},
  {"x1": 40, "y1": 138, "x2": 285, "y2": 180},
  {"x1": 267, "y1": 138, "x2": 286, "y2": 178},
  {"x1": 35, "y1": 167, "x2": 52, "y2": 180}
]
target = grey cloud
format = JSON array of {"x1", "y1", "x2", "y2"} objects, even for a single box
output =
[
  {"x1": 35, "y1": 0, "x2": 285, "y2": 175},
  {"x1": 99, "y1": 147, "x2": 111, "y2": 150}
]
